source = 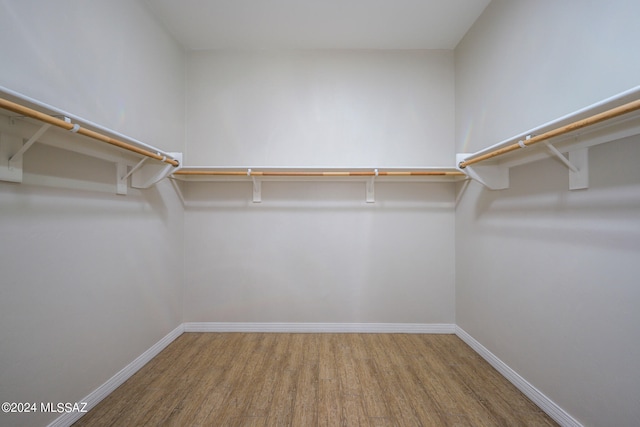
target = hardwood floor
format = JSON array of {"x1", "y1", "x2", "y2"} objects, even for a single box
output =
[{"x1": 73, "y1": 333, "x2": 558, "y2": 426}]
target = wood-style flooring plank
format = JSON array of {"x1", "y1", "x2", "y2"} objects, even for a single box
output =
[
  {"x1": 317, "y1": 334, "x2": 342, "y2": 427},
  {"x1": 362, "y1": 334, "x2": 439, "y2": 426},
  {"x1": 73, "y1": 333, "x2": 559, "y2": 427},
  {"x1": 290, "y1": 335, "x2": 319, "y2": 426}
]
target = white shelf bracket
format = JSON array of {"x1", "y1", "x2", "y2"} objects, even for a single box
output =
[
  {"x1": 457, "y1": 153, "x2": 509, "y2": 190},
  {"x1": 9, "y1": 123, "x2": 51, "y2": 168},
  {"x1": 542, "y1": 141, "x2": 588, "y2": 190},
  {"x1": 455, "y1": 178, "x2": 471, "y2": 207},
  {"x1": 543, "y1": 141, "x2": 579, "y2": 173},
  {"x1": 116, "y1": 163, "x2": 128, "y2": 195},
  {"x1": 568, "y1": 147, "x2": 589, "y2": 190},
  {"x1": 252, "y1": 177, "x2": 262, "y2": 203},
  {"x1": 123, "y1": 157, "x2": 147, "y2": 180},
  {"x1": 366, "y1": 174, "x2": 376, "y2": 203},
  {"x1": 0, "y1": 132, "x2": 24, "y2": 183},
  {"x1": 131, "y1": 152, "x2": 182, "y2": 189}
]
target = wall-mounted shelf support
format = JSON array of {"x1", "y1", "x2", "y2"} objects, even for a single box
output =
[
  {"x1": 542, "y1": 141, "x2": 589, "y2": 190},
  {"x1": 568, "y1": 148, "x2": 588, "y2": 190},
  {"x1": 9, "y1": 123, "x2": 51, "y2": 169},
  {"x1": 543, "y1": 141, "x2": 577, "y2": 173},
  {"x1": 0, "y1": 132, "x2": 23, "y2": 182},
  {"x1": 123, "y1": 158, "x2": 148, "y2": 181},
  {"x1": 132, "y1": 152, "x2": 183, "y2": 189},
  {"x1": 116, "y1": 163, "x2": 128, "y2": 195},
  {"x1": 456, "y1": 153, "x2": 509, "y2": 190},
  {"x1": 252, "y1": 176, "x2": 262, "y2": 203},
  {"x1": 366, "y1": 174, "x2": 376, "y2": 203}
]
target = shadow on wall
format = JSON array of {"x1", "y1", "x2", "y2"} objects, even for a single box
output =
[
  {"x1": 183, "y1": 180, "x2": 457, "y2": 213},
  {"x1": 0, "y1": 143, "x2": 173, "y2": 224},
  {"x1": 470, "y1": 135, "x2": 640, "y2": 252}
]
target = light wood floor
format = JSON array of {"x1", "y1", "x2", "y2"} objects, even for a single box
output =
[{"x1": 74, "y1": 333, "x2": 558, "y2": 426}]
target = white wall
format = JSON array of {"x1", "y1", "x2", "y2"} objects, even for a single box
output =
[
  {"x1": 0, "y1": 0, "x2": 184, "y2": 152},
  {"x1": 0, "y1": 1, "x2": 185, "y2": 426},
  {"x1": 455, "y1": 0, "x2": 640, "y2": 154},
  {"x1": 186, "y1": 50, "x2": 454, "y2": 166},
  {"x1": 184, "y1": 180, "x2": 455, "y2": 324},
  {"x1": 184, "y1": 50, "x2": 456, "y2": 324},
  {"x1": 455, "y1": 1, "x2": 640, "y2": 426}
]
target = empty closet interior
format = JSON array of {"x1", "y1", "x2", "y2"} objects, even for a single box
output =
[{"x1": 1, "y1": 1, "x2": 639, "y2": 426}]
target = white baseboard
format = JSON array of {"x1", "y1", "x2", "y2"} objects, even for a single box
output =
[
  {"x1": 184, "y1": 322, "x2": 456, "y2": 334},
  {"x1": 47, "y1": 324, "x2": 185, "y2": 427},
  {"x1": 455, "y1": 326, "x2": 582, "y2": 427}
]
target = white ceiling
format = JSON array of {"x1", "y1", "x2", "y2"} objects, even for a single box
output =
[{"x1": 144, "y1": 0, "x2": 491, "y2": 50}]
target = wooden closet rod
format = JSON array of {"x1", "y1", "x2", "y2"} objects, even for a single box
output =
[
  {"x1": 174, "y1": 169, "x2": 465, "y2": 177},
  {"x1": 458, "y1": 98, "x2": 640, "y2": 169},
  {"x1": 0, "y1": 97, "x2": 179, "y2": 167}
]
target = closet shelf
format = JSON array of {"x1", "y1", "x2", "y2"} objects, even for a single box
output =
[
  {"x1": 173, "y1": 166, "x2": 465, "y2": 181},
  {"x1": 0, "y1": 86, "x2": 465, "y2": 201},
  {"x1": 5, "y1": 84, "x2": 639, "y2": 197},
  {"x1": 0, "y1": 86, "x2": 181, "y2": 195},
  {"x1": 457, "y1": 86, "x2": 640, "y2": 190},
  {"x1": 173, "y1": 167, "x2": 466, "y2": 203}
]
